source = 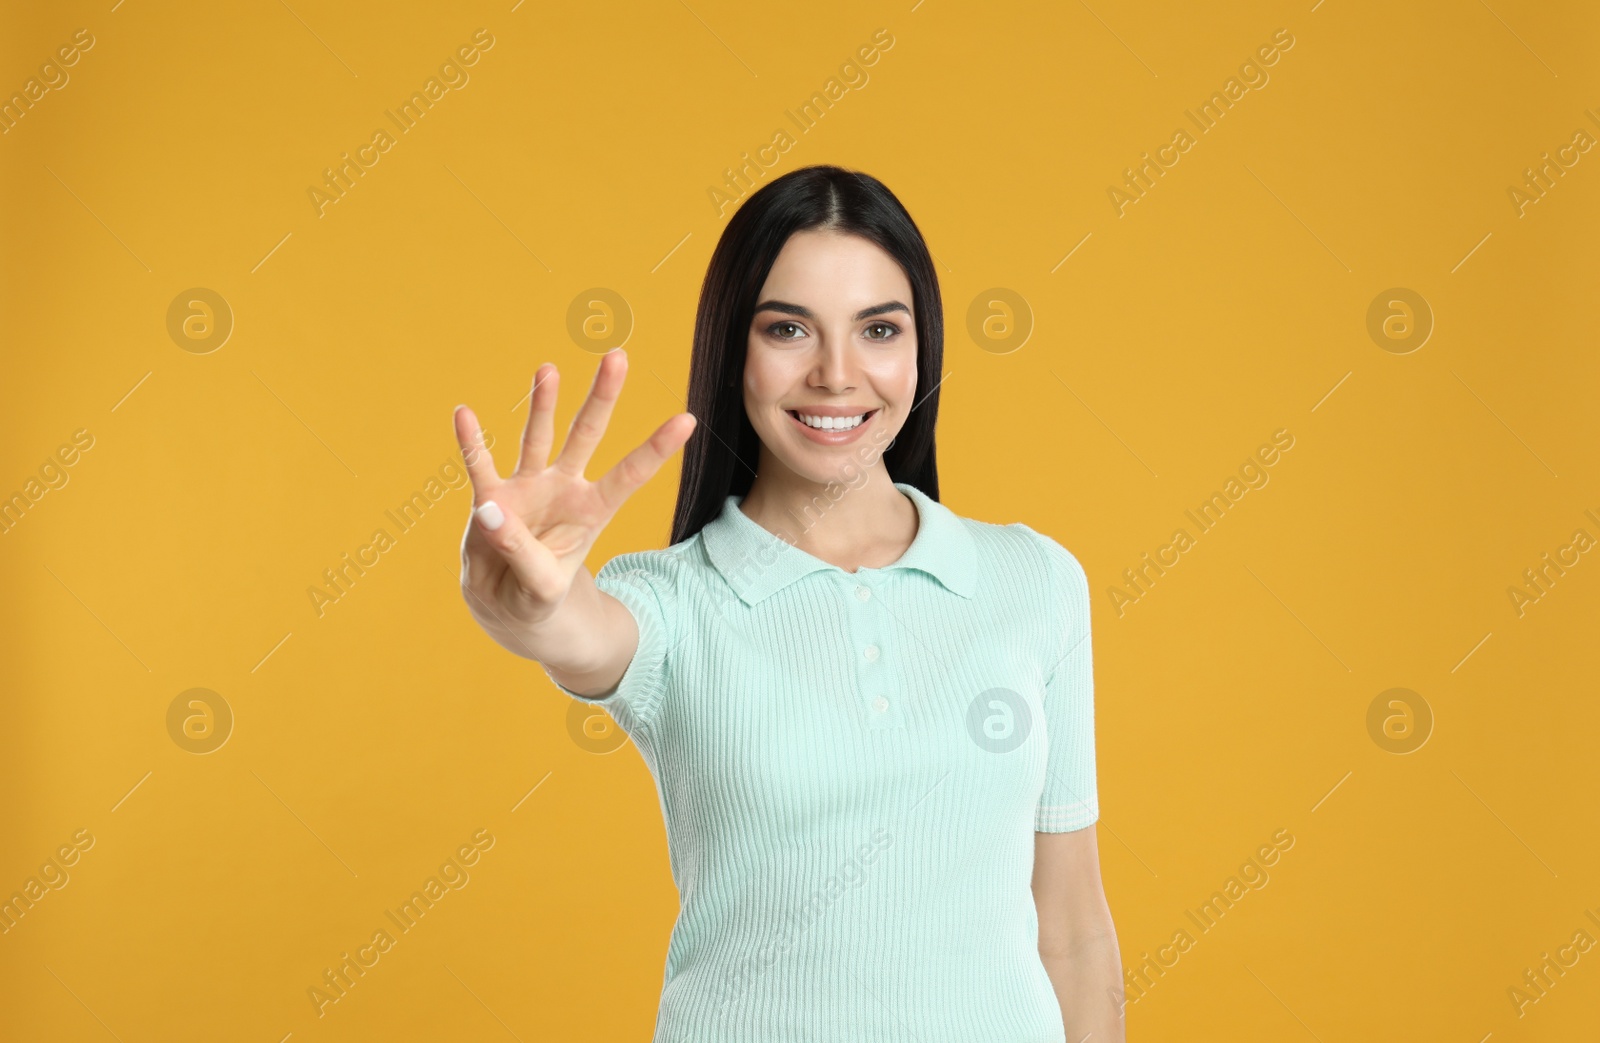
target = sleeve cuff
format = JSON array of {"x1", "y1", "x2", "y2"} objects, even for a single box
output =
[
  {"x1": 546, "y1": 567, "x2": 671, "y2": 734},
  {"x1": 1035, "y1": 798, "x2": 1099, "y2": 832}
]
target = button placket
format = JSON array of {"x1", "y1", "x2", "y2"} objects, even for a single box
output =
[{"x1": 848, "y1": 574, "x2": 898, "y2": 729}]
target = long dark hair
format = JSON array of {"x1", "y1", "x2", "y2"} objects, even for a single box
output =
[{"x1": 669, "y1": 165, "x2": 945, "y2": 546}]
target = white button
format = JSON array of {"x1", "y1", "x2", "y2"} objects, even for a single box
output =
[
  {"x1": 855, "y1": 585, "x2": 872, "y2": 602},
  {"x1": 864, "y1": 644, "x2": 879, "y2": 662},
  {"x1": 871, "y1": 696, "x2": 889, "y2": 713}
]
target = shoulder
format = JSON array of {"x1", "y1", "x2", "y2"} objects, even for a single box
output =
[
  {"x1": 1004, "y1": 521, "x2": 1089, "y2": 590},
  {"x1": 588, "y1": 538, "x2": 709, "y2": 654},
  {"x1": 946, "y1": 507, "x2": 1089, "y2": 592},
  {"x1": 594, "y1": 535, "x2": 706, "y2": 594}
]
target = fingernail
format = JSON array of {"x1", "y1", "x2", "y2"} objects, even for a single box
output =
[{"x1": 475, "y1": 501, "x2": 505, "y2": 531}]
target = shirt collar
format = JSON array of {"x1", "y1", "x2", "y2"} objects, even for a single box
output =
[{"x1": 699, "y1": 481, "x2": 976, "y2": 606}]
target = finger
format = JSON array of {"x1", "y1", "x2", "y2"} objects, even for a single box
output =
[
  {"x1": 513, "y1": 363, "x2": 558, "y2": 478},
  {"x1": 458, "y1": 503, "x2": 507, "y2": 590},
  {"x1": 594, "y1": 411, "x2": 698, "y2": 514},
  {"x1": 470, "y1": 494, "x2": 566, "y2": 605},
  {"x1": 550, "y1": 348, "x2": 626, "y2": 478},
  {"x1": 453, "y1": 404, "x2": 501, "y2": 499}
]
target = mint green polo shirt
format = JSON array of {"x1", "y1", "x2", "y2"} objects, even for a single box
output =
[{"x1": 550, "y1": 481, "x2": 1099, "y2": 1042}]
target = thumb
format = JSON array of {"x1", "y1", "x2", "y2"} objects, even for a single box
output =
[{"x1": 472, "y1": 497, "x2": 566, "y2": 605}]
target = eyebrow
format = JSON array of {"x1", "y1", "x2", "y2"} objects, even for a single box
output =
[{"x1": 753, "y1": 299, "x2": 912, "y2": 322}]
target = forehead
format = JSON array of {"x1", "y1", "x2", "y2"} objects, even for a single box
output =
[{"x1": 757, "y1": 230, "x2": 912, "y2": 306}]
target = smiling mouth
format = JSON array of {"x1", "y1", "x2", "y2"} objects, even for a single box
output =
[{"x1": 785, "y1": 408, "x2": 878, "y2": 431}]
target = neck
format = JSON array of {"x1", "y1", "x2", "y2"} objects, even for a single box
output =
[{"x1": 738, "y1": 467, "x2": 918, "y2": 573}]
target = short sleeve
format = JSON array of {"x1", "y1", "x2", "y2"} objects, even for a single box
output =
[
  {"x1": 1018, "y1": 525, "x2": 1100, "y2": 832},
  {"x1": 544, "y1": 549, "x2": 680, "y2": 735}
]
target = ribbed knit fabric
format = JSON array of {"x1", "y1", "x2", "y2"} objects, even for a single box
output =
[{"x1": 549, "y1": 482, "x2": 1099, "y2": 1042}]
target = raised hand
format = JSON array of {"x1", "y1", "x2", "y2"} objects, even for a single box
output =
[{"x1": 454, "y1": 348, "x2": 696, "y2": 639}]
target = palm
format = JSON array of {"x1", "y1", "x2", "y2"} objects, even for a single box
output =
[
  {"x1": 511, "y1": 474, "x2": 607, "y2": 569},
  {"x1": 454, "y1": 350, "x2": 695, "y2": 628}
]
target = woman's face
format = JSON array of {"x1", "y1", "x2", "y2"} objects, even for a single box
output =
[{"x1": 743, "y1": 229, "x2": 919, "y2": 487}]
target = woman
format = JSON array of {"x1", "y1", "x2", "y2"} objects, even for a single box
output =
[{"x1": 454, "y1": 165, "x2": 1123, "y2": 1042}]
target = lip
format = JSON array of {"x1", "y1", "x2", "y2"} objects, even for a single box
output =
[{"x1": 785, "y1": 407, "x2": 878, "y2": 446}]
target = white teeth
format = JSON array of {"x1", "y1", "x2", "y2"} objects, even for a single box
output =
[{"x1": 795, "y1": 411, "x2": 867, "y2": 430}]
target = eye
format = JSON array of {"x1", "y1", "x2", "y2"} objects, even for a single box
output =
[
  {"x1": 864, "y1": 321, "x2": 902, "y2": 341},
  {"x1": 766, "y1": 320, "x2": 806, "y2": 340}
]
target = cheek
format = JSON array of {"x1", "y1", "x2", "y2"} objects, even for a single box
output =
[
  {"x1": 870, "y1": 348, "x2": 919, "y2": 398},
  {"x1": 898, "y1": 364, "x2": 919, "y2": 396},
  {"x1": 743, "y1": 368, "x2": 783, "y2": 428},
  {"x1": 744, "y1": 367, "x2": 777, "y2": 406},
  {"x1": 743, "y1": 349, "x2": 799, "y2": 401}
]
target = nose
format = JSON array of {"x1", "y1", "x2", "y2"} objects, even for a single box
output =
[{"x1": 808, "y1": 335, "x2": 859, "y2": 395}]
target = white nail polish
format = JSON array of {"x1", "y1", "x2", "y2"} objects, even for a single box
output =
[{"x1": 475, "y1": 501, "x2": 505, "y2": 531}]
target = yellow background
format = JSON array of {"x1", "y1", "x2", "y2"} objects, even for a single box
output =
[{"x1": 3, "y1": 0, "x2": 1597, "y2": 1039}]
